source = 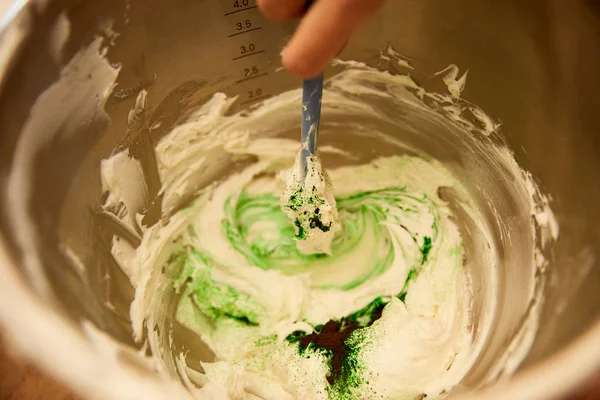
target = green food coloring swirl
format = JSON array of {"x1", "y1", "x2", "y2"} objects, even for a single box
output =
[{"x1": 222, "y1": 186, "x2": 437, "y2": 291}]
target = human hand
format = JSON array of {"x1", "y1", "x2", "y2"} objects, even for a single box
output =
[{"x1": 257, "y1": 0, "x2": 384, "y2": 78}]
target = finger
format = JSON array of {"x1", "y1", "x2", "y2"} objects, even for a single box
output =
[
  {"x1": 282, "y1": 0, "x2": 384, "y2": 78},
  {"x1": 257, "y1": 0, "x2": 308, "y2": 21}
]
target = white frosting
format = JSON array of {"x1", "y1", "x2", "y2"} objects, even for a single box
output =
[
  {"x1": 100, "y1": 148, "x2": 148, "y2": 233},
  {"x1": 435, "y1": 64, "x2": 468, "y2": 99}
]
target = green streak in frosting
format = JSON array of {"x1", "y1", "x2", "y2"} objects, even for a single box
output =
[
  {"x1": 169, "y1": 247, "x2": 265, "y2": 326},
  {"x1": 170, "y1": 184, "x2": 438, "y2": 328}
]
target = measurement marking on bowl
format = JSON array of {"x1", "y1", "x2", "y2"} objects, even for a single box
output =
[
  {"x1": 224, "y1": 5, "x2": 258, "y2": 16},
  {"x1": 232, "y1": 50, "x2": 265, "y2": 60},
  {"x1": 228, "y1": 26, "x2": 262, "y2": 37},
  {"x1": 223, "y1": 0, "x2": 272, "y2": 105},
  {"x1": 236, "y1": 72, "x2": 268, "y2": 84}
]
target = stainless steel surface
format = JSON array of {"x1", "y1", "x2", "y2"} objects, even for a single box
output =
[{"x1": 0, "y1": 0, "x2": 599, "y2": 399}]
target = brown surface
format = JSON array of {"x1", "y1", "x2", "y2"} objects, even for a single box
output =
[
  {"x1": 0, "y1": 340, "x2": 80, "y2": 400},
  {"x1": 571, "y1": 375, "x2": 600, "y2": 400}
]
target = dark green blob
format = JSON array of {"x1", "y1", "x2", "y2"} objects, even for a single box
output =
[
  {"x1": 287, "y1": 192, "x2": 299, "y2": 211},
  {"x1": 294, "y1": 219, "x2": 307, "y2": 239},
  {"x1": 286, "y1": 330, "x2": 308, "y2": 344},
  {"x1": 309, "y1": 214, "x2": 332, "y2": 232},
  {"x1": 345, "y1": 297, "x2": 386, "y2": 327},
  {"x1": 222, "y1": 314, "x2": 258, "y2": 326},
  {"x1": 398, "y1": 291, "x2": 408, "y2": 303}
]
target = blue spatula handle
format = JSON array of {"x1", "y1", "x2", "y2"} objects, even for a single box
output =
[{"x1": 300, "y1": 73, "x2": 324, "y2": 178}]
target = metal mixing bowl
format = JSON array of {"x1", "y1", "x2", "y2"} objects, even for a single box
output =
[{"x1": 0, "y1": 1, "x2": 598, "y2": 399}]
